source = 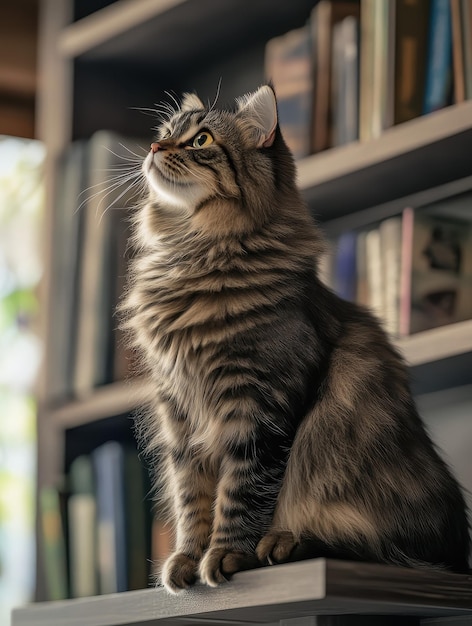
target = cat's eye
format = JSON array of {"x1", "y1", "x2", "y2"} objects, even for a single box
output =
[{"x1": 192, "y1": 131, "x2": 213, "y2": 148}]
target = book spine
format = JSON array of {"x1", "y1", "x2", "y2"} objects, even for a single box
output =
[
  {"x1": 399, "y1": 207, "x2": 415, "y2": 336},
  {"x1": 423, "y1": 0, "x2": 453, "y2": 114},
  {"x1": 450, "y1": 0, "x2": 466, "y2": 104},
  {"x1": 394, "y1": 0, "x2": 430, "y2": 124},
  {"x1": 93, "y1": 442, "x2": 127, "y2": 594},
  {"x1": 334, "y1": 231, "x2": 358, "y2": 302},
  {"x1": 461, "y1": 0, "x2": 472, "y2": 98},
  {"x1": 39, "y1": 487, "x2": 68, "y2": 601},
  {"x1": 380, "y1": 217, "x2": 403, "y2": 336}
]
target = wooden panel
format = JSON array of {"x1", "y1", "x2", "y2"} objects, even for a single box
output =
[
  {"x1": 0, "y1": 98, "x2": 35, "y2": 138},
  {"x1": 0, "y1": 0, "x2": 38, "y2": 138},
  {"x1": 0, "y1": 0, "x2": 38, "y2": 97}
]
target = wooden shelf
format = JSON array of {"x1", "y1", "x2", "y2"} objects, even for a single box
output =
[
  {"x1": 58, "y1": 0, "x2": 315, "y2": 66},
  {"x1": 58, "y1": 0, "x2": 185, "y2": 59},
  {"x1": 49, "y1": 378, "x2": 152, "y2": 429},
  {"x1": 299, "y1": 101, "x2": 472, "y2": 220},
  {"x1": 397, "y1": 320, "x2": 472, "y2": 368},
  {"x1": 12, "y1": 559, "x2": 472, "y2": 626}
]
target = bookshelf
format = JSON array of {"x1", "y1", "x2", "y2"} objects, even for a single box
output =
[{"x1": 31, "y1": 0, "x2": 472, "y2": 621}]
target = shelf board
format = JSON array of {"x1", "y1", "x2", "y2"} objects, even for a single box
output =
[
  {"x1": 299, "y1": 101, "x2": 472, "y2": 220},
  {"x1": 58, "y1": 0, "x2": 315, "y2": 66},
  {"x1": 12, "y1": 558, "x2": 472, "y2": 626},
  {"x1": 49, "y1": 378, "x2": 152, "y2": 429},
  {"x1": 58, "y1": 0, "x2": 185, "y2": 59},
  {"x1": 397, "y1": 320, "x2": 472, "y2": 368}
]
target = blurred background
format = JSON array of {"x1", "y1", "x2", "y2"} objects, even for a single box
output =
[
  {"x1": 2, "y1": 1, "x2": 472, "y2": 624},
  {"x1": 0, "y1": 2, "x2": 42, "y2": 624}
]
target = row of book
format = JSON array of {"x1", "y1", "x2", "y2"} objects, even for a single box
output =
[
  {"x1": 48, "y1": 131, "x2": 145, "y2": 401},
  {"x1": 324, "y1": 194, "x2": 472, "y2": 337},
  {"x1": 39, "y1": 440, "x2": 173, "y2": 600},
  {"x1": 267, "y1": 0, "x2": 472, "y2": 158}
]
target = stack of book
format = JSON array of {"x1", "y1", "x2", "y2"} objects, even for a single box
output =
[
  {"x1": 39, "y1": 440, "x2": 173, "y2": 600},
  {"x1": 326, "y1": 194, "x2": 472, "y2": 336},
  {"x1": 48, "y1": 131, "x2": 145, "y2": 402},
  {"x1": 266, "y1": 0, "x2": 472, "y2": 157}
]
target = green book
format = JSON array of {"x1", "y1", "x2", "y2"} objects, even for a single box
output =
[{"x1": 39, "y1": 486, "x2": 68, "y2": 601}]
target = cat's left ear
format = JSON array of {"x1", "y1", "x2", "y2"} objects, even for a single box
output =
[
  {"x1": 180, "y1": 92, "x2": 205, "y2": 112},
  {"x1": 236, "y1": 85, "x2": 278, "y2": 148}
]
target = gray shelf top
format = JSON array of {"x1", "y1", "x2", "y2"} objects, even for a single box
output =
[{"x1": 12, "y1": 559, "x2": 472, "y2": 626}]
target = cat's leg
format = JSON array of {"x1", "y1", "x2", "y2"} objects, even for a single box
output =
[
  {"x1": 160, "y1": 449, "x2": 216, "y2": 593},
  {"x1": 153, "y1": 398, "x2": 216, "y2": 594},
  {"x1": 199, "y1": 429, "x2": 290, "y2": 587}
]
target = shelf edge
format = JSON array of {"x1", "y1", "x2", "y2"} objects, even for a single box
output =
[
  {"x1": 297, "y1": 101, "x2": 472, "y2": 191},
  {"x1": 49, "y1": 378, "x2": 152, "y2": 429},
  {"x1": 396, "y1": 319, "x2": 472, "y2": 367},
  {"x1": 58, "y1": 0, "x2": 187, "y2": 59}
]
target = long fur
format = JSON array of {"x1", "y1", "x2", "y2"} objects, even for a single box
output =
[{"x1": 120, "y1": 86, "x2": 470, "y2": 594}]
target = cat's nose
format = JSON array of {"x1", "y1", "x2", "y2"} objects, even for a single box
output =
[{"x1": 150, "y1": 142, "x2": 160, "y2": 153}]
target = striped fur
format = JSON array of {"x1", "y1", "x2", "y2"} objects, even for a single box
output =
[{"x1": 121, "y1": 86, "x2": 470, "y2": 594}]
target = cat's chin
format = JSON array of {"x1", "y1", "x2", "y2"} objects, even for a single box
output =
[{"x1": 147, "y1": 169, "x2": 208, "y2": 214}]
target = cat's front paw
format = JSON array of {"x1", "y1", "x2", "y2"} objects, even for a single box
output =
[
  {"x1": 199, "y1": 547, "x2": 260, "y2": 588},
  {"x1": 256, "y1": 530, "x2": 297, "y2": 565},
  {"x1": 161, "y1": 552, "x2": 199, "y2": 594}
]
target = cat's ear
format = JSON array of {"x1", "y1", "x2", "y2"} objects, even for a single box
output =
[
  {"x1": 236, "y1": 85, "x2": 278, "y2": 148},
  {"x1": 180, "y1": 92, "x2": 205, "y2": 112}
]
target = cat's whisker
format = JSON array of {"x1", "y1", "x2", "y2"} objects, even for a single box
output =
[
  {"x1": 105, "y1": 144, "x2": 146, "y2": 160},
  {"x1": 118, "y1": 142, "x2": 148, "y2": 159},
  {"x1": 164, "y1": 90, "x2": 181, "y2": 114},
  {"x1": 129, "y1": 106, "x2": 164, "y2": 118},
  {"x1": 75, "y1": 171, "x2": 141, "y2": 216},
  {"x1": 97, "y1": 177, "x2": 142, "y2": 226},
  {"x1": 208, "y1": 77, "x2": 222, "y2": 112},
  {"x1": 76, "y1": 170, "x2": 139, "y2": 200},
  {"x1": 154, "y1": 103, "x2": 176, "y2": 120}
]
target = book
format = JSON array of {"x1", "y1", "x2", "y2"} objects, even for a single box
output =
[
  {"x1": 331, "y1": 16, "x2": 360, "y2": 146},
  {"x1": 423, "y1": 0, "x2": 453, "y2": 114},
  {"x1": 311, "y1": 0, "x2": 360, "y2": 152},
  {"x1": 450, "y1": 0, "x2": 466, "y2": 104},
  {"x1": 400, "y1": 199, "x2": 472, "y2": 335},
  {"x1": 67, "y1": 455, "x2": 97, "y2": 598},
  {"x1": 123, "y1": 449, "x2": 150, "y2": 590},
  {"x1": 379, "y1": 216, "x2": 403, "y2": 336},
  {"x1": 356, "y1": 230, "x2": 369, "y2": 307},
  {"x1": 151, "y1": 518, "x2": 174, "y2": 578},
  {"x1": 73, "y1": 131, "x2": 144, "y2": 396},
  {"x1": 48, "y1": 141, "x2": 86, "y2": 401},
  {"x1": 264, "y1": 25, "x2": 314, "y2": 159},
  {"x1": 393, "y1": 0, "x2": 430, "y2": 125},
  {"x1": 365, "y1": 227, "x2": 385, "y2": 322},
  {"x1": 39, "y1": 486, "x2": 68, "y2": 601},
  {"x1": 462, "y1": 0, "x2": 472, "y2": 99},
  {"x1": 333, "y1": 231, "x2": 357, "y2": 302},
  {"x1": 359, "y1": 0, "x2": 395, "y2": 141},
  {"x1": 92, "y1": 441, "x2": 127, "y2": 594}
]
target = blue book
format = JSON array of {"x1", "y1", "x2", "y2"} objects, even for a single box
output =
[
  {"x1": 92, "y1": 441, "x2": 127, "y2": 594},
  {"x1": 334, "y1": 232, "x2": 357, "y2": 302},
  {"x1": 423, "y1": 0, "x2": 453, "y2": 114}
]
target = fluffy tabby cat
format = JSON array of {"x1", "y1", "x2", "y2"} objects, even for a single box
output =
[{"x1": 121, "y1": 85, "x2": 470, "y2": 594}]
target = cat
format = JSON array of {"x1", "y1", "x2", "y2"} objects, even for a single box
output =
[{"x1": 121, "y1": 85, "x2": 470, "y2": 594}]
